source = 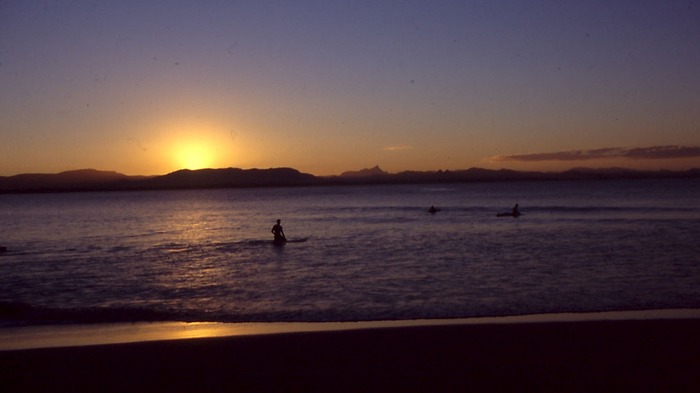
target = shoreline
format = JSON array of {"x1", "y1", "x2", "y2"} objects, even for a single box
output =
[
  {"x1": 2, "y1": 310, "x2": 699, "y2": 392},
  {"x1": 2, "y1": 308, "x2": 699, "y2": 351}
]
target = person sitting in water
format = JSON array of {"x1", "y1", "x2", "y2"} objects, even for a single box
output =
[
  {"x1": 512, "y1": 204, "x2": 520, "y2": 216},
  {"x1": 271, "y1": 219, "x2": 286, "y2": 242},
  {"x1": 428, "y1": 205, "x2": 439, "y2": 214}
]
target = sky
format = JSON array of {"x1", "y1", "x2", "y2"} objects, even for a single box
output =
[{"x1": 1, "y1": 0, "x2": 699, "y2": 176}]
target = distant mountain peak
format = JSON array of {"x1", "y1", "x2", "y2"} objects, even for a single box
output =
[{"x1": 340, "y1": 165, "x2": 388, "y2": 177}]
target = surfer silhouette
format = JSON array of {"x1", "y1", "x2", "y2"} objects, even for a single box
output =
[
  {"x1": 512, "y1": 204, "x2": 520, "y2": 216},
  {"x1": 271, "y1": 219, "x2": 286, "y2": 243}
]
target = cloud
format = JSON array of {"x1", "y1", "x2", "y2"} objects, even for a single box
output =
[
  {"x1": 492, "y1": 145, "x2": 700, "y2": 162},
  {"x1": 382, "y1": 145, "x2": 413, "y2": 151}
]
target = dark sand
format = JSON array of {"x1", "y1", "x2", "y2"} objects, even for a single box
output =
[{"x1": 2, "y1": 319, "x2": 699, "y2": 392}]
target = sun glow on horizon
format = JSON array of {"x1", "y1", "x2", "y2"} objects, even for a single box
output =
[
  {"x1": 168, "y1": 136, "x2": 225, "y2": 171},
  {"x1": 157, "y1": 118, "x2": 240, "y2": 172},
  {"x1": 176, "y1": 143, "x2": 214, "y2": 170},
  {"x1": 173, "y1": 141, "x2": 218, "y2": 170}
]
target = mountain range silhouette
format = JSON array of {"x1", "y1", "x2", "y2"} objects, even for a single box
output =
[{"x1": 1, "y1": 166, "x2": 698, "y2": 193}]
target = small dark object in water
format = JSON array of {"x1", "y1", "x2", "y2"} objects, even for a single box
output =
[
  {"x1": 273, "y1": 237, "x2": 309, "y2": 246},
  {"x1": 497, "y1": 203, "x2": 521, "y2": 217}
]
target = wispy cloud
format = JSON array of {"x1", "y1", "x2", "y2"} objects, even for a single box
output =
[
  {"x1": 383, "y1": 145, "x2": 413, "y2": 151},
  {"x1": 492, "y1": 145, "x2": 700, "y2": 162}
]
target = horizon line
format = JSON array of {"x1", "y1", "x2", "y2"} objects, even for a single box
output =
[{"x1": 2, "y1": 165, "x2": 699, "y2": 179}]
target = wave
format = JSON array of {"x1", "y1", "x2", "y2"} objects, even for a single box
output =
[
  {"x1": 0, "y1": 301, "x2": 284, "y2": 328},
  {"x1": 5, "y1": 300, "x2": 697, "y2": 329},
  {"x1": 525, "y1": 206, "x2": 696, "y2": 213},
  {"x1": 0, "y1": 301, "x2": 183, "y2": 327},
  {"x1": 308, "y1": 205, "x2": 697, "y2": 216},
  {"x1": 0, "y1": 301, "x2": 434, "y2": 327}
]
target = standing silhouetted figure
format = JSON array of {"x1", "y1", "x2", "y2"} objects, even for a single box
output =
[{"x1": 271, "y1": 219, "x2": 286, "y2": 243}]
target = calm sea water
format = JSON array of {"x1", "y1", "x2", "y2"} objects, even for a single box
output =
[{"x1": 1, "y1": 179, "x2": 699, "y2": 326}]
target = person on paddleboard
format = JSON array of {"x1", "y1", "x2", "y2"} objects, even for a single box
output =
[
  {"x1": 271, "y1": 219, "x2": 286, "y2": 243},
  {"x1": 512, "y1": 204, "x2": 520, "y2": 216}
]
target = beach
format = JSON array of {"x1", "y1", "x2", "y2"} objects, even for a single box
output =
[{"x1": 2, "y1": 312, "x2": 699, "y2": 392}]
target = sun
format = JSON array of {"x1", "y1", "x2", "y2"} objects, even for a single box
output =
[
  {"x1": 157, "y1": 118, "x2": 238, "y2": 172},
  {"x1": 175, "y1": 142, "x2": 216, "y2": 170}
]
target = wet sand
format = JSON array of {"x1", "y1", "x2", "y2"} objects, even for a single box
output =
[{"x1": 2, "y1": 317, "x2": 700, "y2": 392}]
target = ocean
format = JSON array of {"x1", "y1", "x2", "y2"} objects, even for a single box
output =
[{"x1": 1, "y1": 179, "x2": 699, "y2": 327}]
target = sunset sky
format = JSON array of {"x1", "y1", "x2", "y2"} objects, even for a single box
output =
[{"x1": 1, "y1": 1, "x2": 699, "y2": 176}]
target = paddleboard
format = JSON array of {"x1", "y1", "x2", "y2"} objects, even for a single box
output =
[{"x1": 272, "y1": 237, "x2": 309, "y2": 246}]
